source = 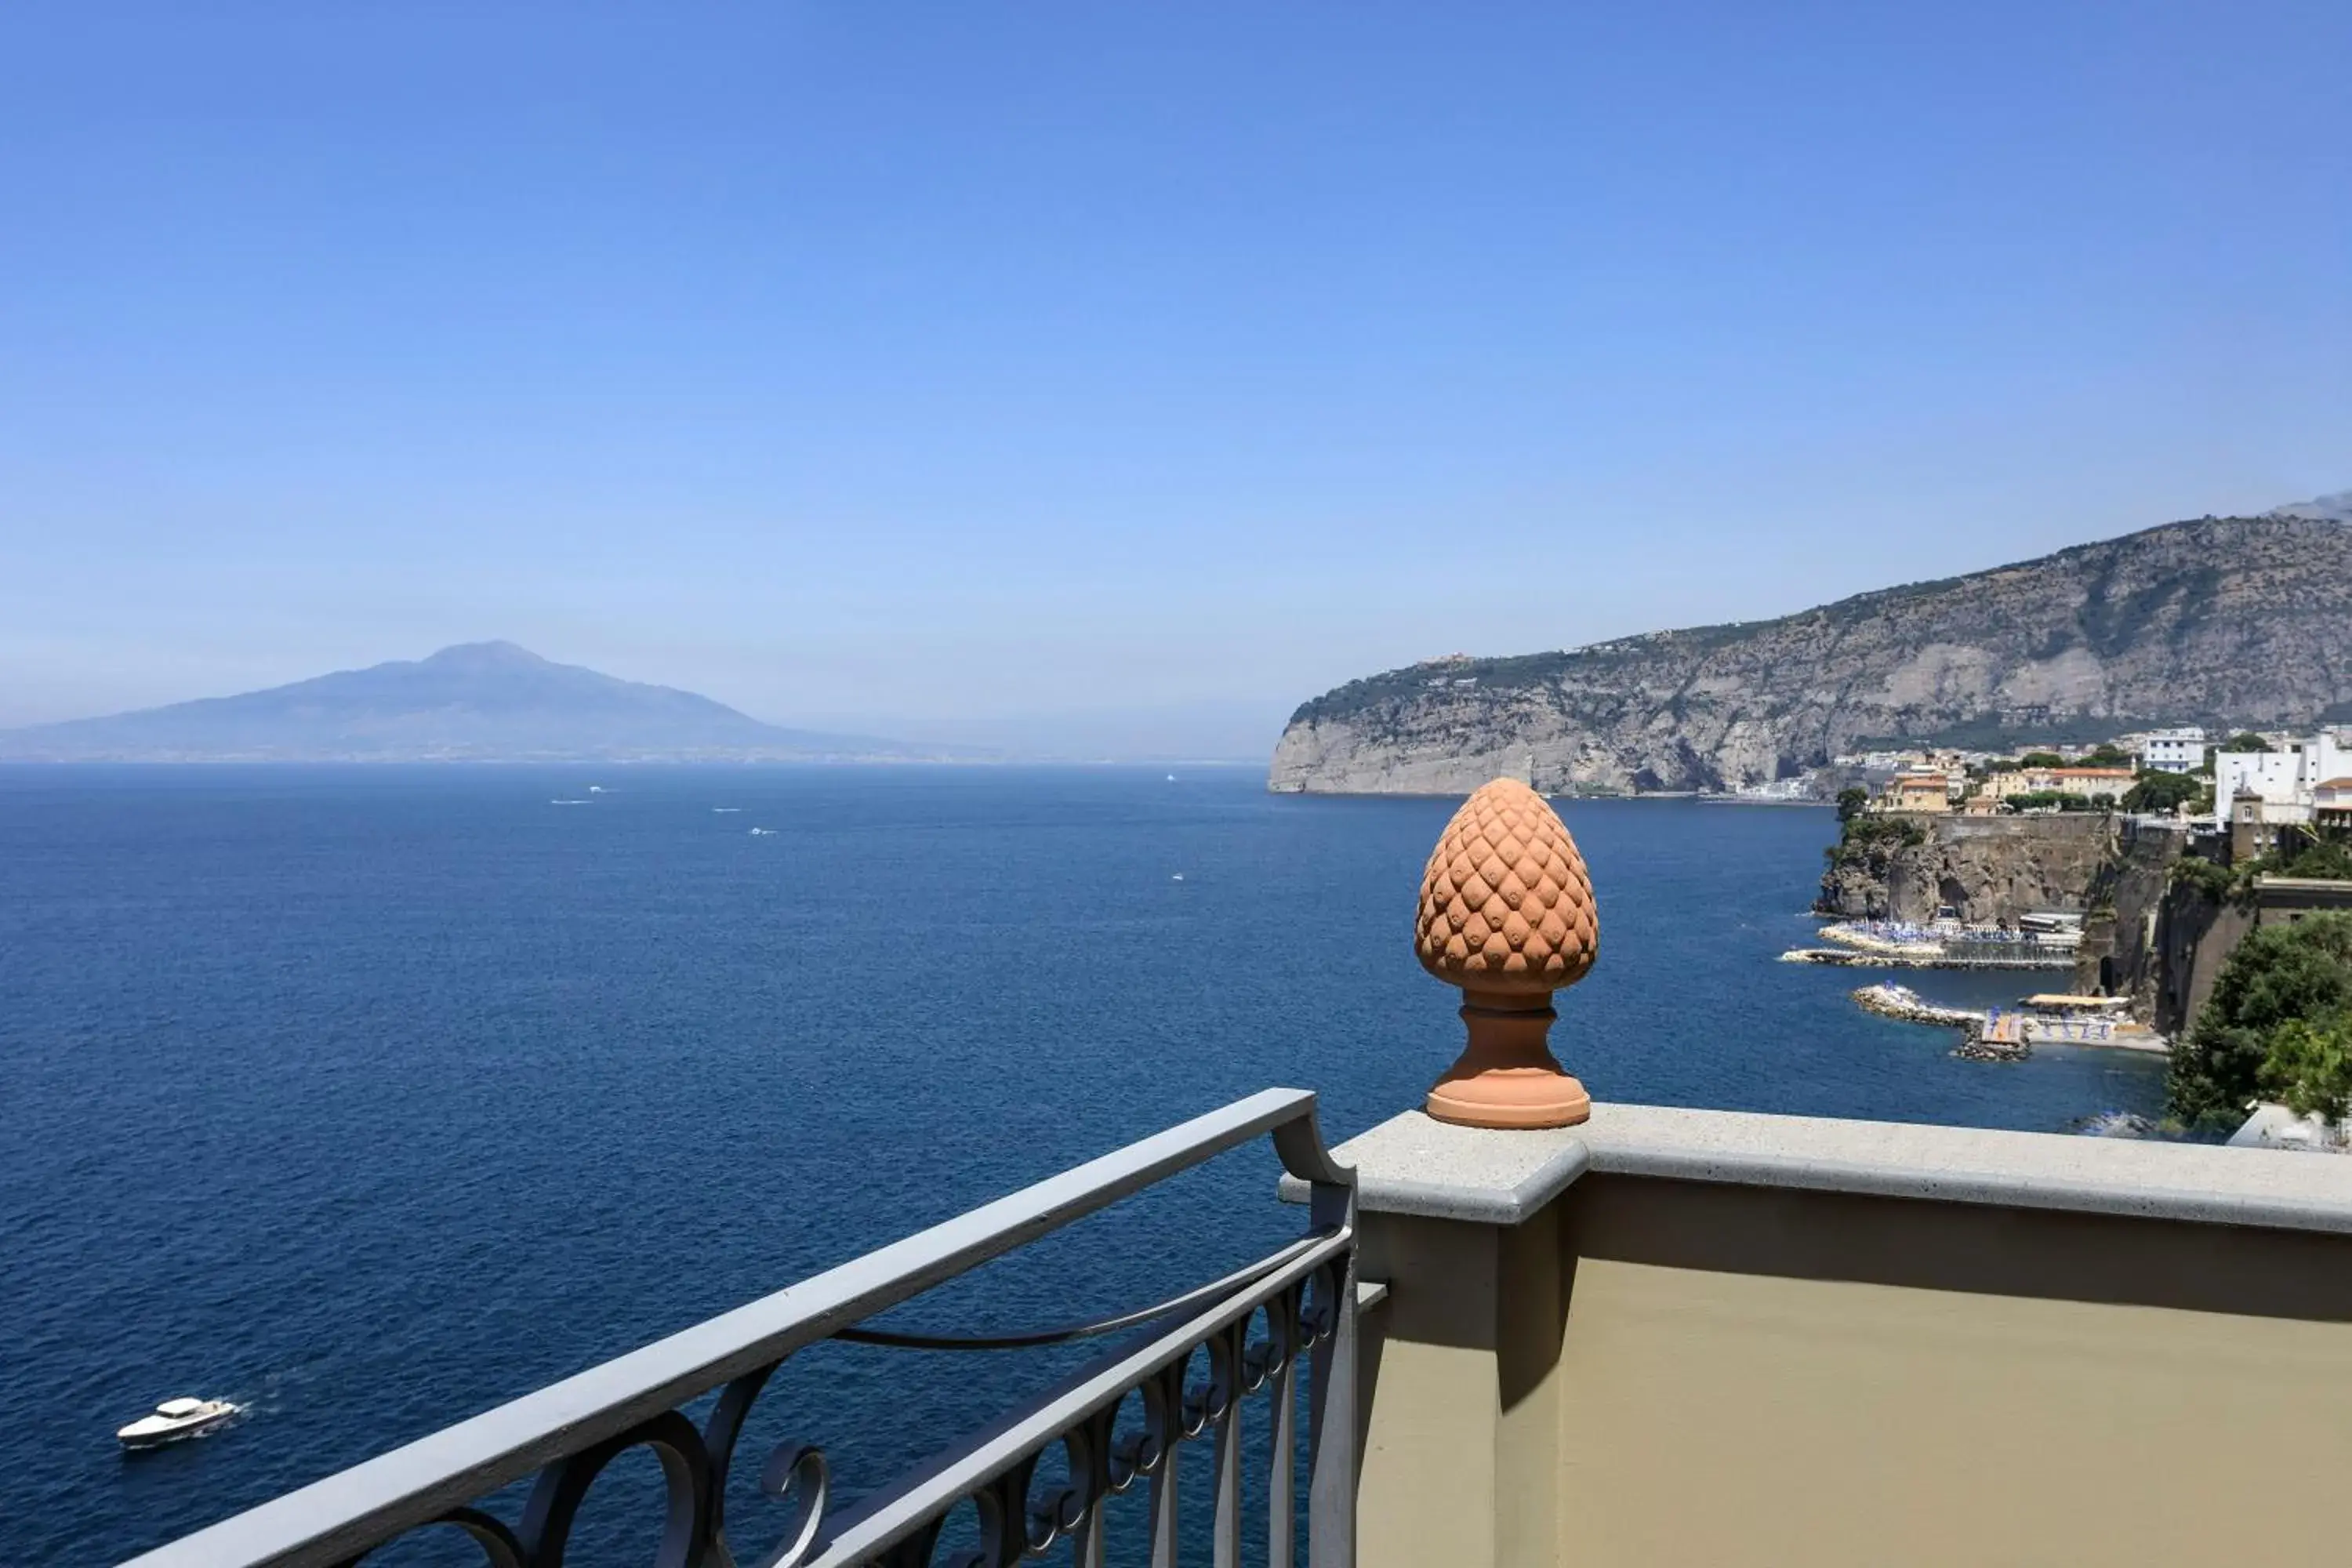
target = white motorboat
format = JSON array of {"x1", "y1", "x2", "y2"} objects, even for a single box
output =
[{"x1": 118, "y1": 1397, "x2": 238, "y2": 1450}]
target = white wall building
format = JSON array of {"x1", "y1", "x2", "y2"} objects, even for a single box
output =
[
  {"x1": 2214, "y1": 732, "x2": 2349, "y2": 811},
  {"x1": 2136, "y1": 727, "x2": 2207, "y2": 773}
]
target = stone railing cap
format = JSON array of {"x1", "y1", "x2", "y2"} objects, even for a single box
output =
[
  {"x1": 1283, "y1": 1103, "x2": 2352, "y2": 1236},
  {"x1": 1277, "y1": 1112, "x2": 1590, "y2": 1224}
]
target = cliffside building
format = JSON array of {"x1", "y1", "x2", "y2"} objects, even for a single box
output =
[
  {"x1": 2318, "y1": 778, "x2": 2352, "y2": 834},
  {"x1": 2047, "y1": 766, "x2": 2135, "y2": 800},
  {"x1": 2136, "y1": 727, "x2": 2207, "y2": 772},
  {"x1": 2230, "y1": 789, "x2": 2317, "y2": 862},
  {"x1": 1881, "y1": 771, "x2": 1952, "y2": 813},
  {"x1": 1984, "y1": 764, "x2": 2135, "y2": 803},
  {"x1": 2216, "y1": 733, "x2": 2350, "y2": 817}
]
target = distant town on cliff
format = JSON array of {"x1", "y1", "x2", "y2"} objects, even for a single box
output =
[{"x1": 1271, "y1": 499, "x2": 2352, "y2": 797}]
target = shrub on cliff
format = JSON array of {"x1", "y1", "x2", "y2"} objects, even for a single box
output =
[
  {"x1": 2278, "y1": 835, "x2": 2352, "y2": 880},
  {"x1": 1824, "y1": 812, "x2": 1924, "y2": 869},
  {"x1": 2168, "y1": 855, "x2": 2234, "y2": 902},
  {"x1": 2167, "y1": 912, "x2": 2352, "y2": 1130}
]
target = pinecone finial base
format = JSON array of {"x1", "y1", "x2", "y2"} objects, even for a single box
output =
[{"x1": 1423, "y1": 993, "x2": 1591, "y2": 1130}]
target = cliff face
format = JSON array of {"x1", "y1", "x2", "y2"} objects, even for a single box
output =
[
  {"x1": 1817, "y1": 814, "x2": 2115, "y2": 924},
  {"x1": 1271, "y1": 516, "x2": 2352, "y2": 794},
  {"x1": 2071, "y1": 818, "x2": 2191, "y2": 1007}
]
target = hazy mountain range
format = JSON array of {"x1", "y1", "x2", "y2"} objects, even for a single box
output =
[
  {"x1": 11, "y1": 494, "x2": 2347, "y2": 773},
  {"x1": 1271, "y1": 508, "x2": 2352, "y2": 795},
  {"x1": 0, "y1": 642, "x2": 960, "y2": 763},
  {"x1": 2272, "y1": 490, "x2": 2352, "y2": 523}
]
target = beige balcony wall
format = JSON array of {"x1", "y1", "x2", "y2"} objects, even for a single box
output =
[
  {"x1": 1353, "y1": 1201, "x2": 1572, "y2": 1568},
  {"x1": 1548, "y1": 1175, "x2": 2352, "y2": 1567},
  {"x1": 1334, "y1": 1111, "x2": 2352, "y2": 1568}
]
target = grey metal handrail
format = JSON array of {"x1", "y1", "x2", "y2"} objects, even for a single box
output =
[
  {"x1": 118, "y1": 1087, "x2": 1359, "y2": 1568},
  {"x1": 834, "y1": 1229, "x2": 1337, "y2": 1350}
]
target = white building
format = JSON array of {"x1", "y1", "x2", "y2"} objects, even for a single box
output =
[
  {"x1": 2136, "y1": 727, "x2": 2207, "y2": 773},
  {"x1": 2213, "y1": 732, "x2": 2350, "y2": 812}
]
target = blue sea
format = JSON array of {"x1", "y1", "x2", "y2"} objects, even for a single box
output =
[{"x1": 0, "y1": 767, "x2": 2164, "y2": 1564}]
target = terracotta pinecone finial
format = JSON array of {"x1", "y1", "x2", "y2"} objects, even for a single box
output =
[{"x1": 1414, "y1": 778, "x2": 1599, "y2": 1128}]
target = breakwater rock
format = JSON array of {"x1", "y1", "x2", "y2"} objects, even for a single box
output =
[
  {"x1": 1780, "y1": 947, "x2": 2075, "y2": 970},
  {"x1": 1956, "y1": 1026, "x2": 2031, "y2": 1062},
  {"x1": 1853, "y1": 984, "x2": 1977, "y2": 1026}
]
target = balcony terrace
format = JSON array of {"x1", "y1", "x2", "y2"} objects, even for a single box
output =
[{"x1": 121, "y1": 781, "x2": 2352, "y2": 1567}]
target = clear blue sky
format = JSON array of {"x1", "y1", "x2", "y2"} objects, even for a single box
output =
[{"x1": 2, "y1": 2, "x2": 2344, "y2": 755}]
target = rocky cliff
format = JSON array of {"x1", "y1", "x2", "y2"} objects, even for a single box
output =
[
  {"x1": 2069, "y1": 818, "x2": 2192, "y2": 1008},
  {"x1": 1270, "y1": 515, "x2": 2352, "y2": 794},
  {"x1": 1817, "y1": 813, "x2": 2116, "y2": 924}
]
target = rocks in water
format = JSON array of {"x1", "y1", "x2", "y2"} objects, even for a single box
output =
[
  {"x1": 1955, "y1": 1023, "x2": 2031, "y2": 1062},
  {"x1": 2069, "y1": 1110, "x2": 2165, "y2": 1139},
  {"x1": 1852, "y1": 984, "x2": 1977, "y2": 1026}
]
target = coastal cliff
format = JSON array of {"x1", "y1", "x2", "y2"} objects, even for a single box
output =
[
  {"x1": 1269, "y1": 515, "x2": 2352, "y2": 795},
  {"x1": 1817, "y1": 813, "x2": 2114, "y2": 925},
  {"x1": 2069, "y1": 818, "x2": 2192, "y2": 1010}
]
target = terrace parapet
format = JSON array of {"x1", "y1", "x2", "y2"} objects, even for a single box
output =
[{"x1": 1287, "y1": 1103, "x2": 2352, "y2": 1568}]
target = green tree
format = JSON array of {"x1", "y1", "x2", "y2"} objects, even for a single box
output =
[
  {"x1": 1823, "y1": 811, "x2": 1924, "y2": 869},
  {"x1": 2121, "y1": 769, "x2": 2202, "y2": 814},
  {"x1": 2005, "y1": 790, "x2": 2096, "y2": 812},
  {"x1": 1835, "y1": 786, "x2": 1870, "y2": 822},
  {"x1": 2259, "y1": 1014, "x2": 2352, "y2": 1124},
  {"x1": 2017, "y1": 751, "x2": 2066, "y2": 768},
  {"x1": 2169, "y1": 855, "x2": 2234, "y2": 902},
  {"x1": 2083, "y1": 743, "x2": 2130, "y2": 768},
  {"x1": 2222, "y1": 731, "x2": 2268, "y2": 753},
  {"x1": 2278, "y1": 833, "x2": 2352, "y2": 880},
  {"x1": 2168, "y1": 913, "x2": 2352, "y2": 1128}
]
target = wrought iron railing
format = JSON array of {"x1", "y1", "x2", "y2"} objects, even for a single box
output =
[{"x1": 120, "y1": 1088, "x2": 1359, "y2": 1568}]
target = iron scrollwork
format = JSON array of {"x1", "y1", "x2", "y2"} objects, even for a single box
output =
[{"x1": 125, "y1": 1090, "x2": 1358, "y2": 1568}]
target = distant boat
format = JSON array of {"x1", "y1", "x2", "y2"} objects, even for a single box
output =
[
  {"x1": 587, "y1": 786, "x2": 607, "y2": 793},
  {"x1": 1167, "y1": 774, "x2": 1177, "y2": 782},
  {"x1": 749, "y1": 827, "x2": 778, "y2": 837},
  {"x1": 1171, "y1": 873, "x2": 1185, "y2": 882},
  {"x1": 118, "y1": 1397, "x2": 237, "y2": 1450},
  {"x1": 712, "y1": 807, "x2": 741, "y2": 813}
]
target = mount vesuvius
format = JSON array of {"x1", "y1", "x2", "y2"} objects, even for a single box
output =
[{"x1": 0, "y1": 643, "x2": 946, "y2": 762}]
